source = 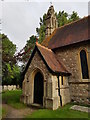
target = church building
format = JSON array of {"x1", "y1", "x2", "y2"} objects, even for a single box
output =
[{"x1": 21, "y1": 5, "x2": 90, "y2": 110}]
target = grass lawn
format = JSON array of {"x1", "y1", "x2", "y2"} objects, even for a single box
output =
[
  {"x1": 0, "y1": 107, "x2": 7, "y2": 118},
  {"x1": 26, "y1": 104, "x2": 90, "y2": 119},
  {"x1": 2, "y1": 90, "x2": 27, "y2": 109},
  {"x1": 2, "y1": 107, "x2": 7, "y2": 118},
  {"x1": 2, "y1": 90, "x2": 90, "y2": 119}
]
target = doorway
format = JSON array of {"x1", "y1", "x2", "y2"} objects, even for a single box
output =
[{"x1": 34, "y1": 72, "x2": 44, "y2": 105}]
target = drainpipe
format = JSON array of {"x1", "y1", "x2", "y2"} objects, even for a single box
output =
[{"x1": 57, "y1": 75, "x2": 62, "y2": 107}]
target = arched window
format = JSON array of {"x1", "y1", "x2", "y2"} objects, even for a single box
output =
[{"x1": 80, "y1": 50, "x2": 89, "y2": 79}]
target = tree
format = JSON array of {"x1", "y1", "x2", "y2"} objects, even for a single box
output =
[
  {"x1": 11, "y1": 65, "x2": 20, "y2": 85},
  {"x1": 2, "y1": 63, "x2": 20, "y2": 85},
  {"x1": 2, "y1": 34, "x2": 16, "y2": 64},
  {"x1": 56, "y1": 11, "x2": 68, "y2": 27},
  {"x1": 1, "y1": 33, "x2": 20, "y2": 85},
  {"x1": 36, "y1": 13, "x2": 46, "y2": 43},
  {"x1": 21, "y1": 35, "x2": 37, "y2": 63},
  {"x1": 68, "y1": 11, "x2": 79, "y2": 23}
]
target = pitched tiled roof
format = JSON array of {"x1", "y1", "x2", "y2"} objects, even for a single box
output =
[
  {"x1": 36, "y1": 42, "x2": 69, "y2": 74},
  {"x1": 41, "y1": 16, "x2": 90, "y2": 49},
  {"x1": 24, "y1": 42, "x2": 70, "y2": 76}
]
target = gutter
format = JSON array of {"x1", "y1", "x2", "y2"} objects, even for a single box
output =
[{"x1": 57, "y1": 75, "x2": 62, "y2": 107}]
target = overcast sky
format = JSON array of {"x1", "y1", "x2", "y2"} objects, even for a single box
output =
[{"x1": 0, "y1": 0, "x2": 90, "y2": 52}]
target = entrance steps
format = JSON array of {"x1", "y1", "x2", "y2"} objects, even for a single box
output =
[{"x1": 29, "y1": 103, "x2": 43, "y2": 109}]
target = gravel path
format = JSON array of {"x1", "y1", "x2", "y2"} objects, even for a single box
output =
[{"x1": 2, "y1": 104, "x2": 36, "y2": 119}]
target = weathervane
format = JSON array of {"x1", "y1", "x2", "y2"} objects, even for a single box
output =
[{"x1": 50, "y1": 2, "x2": 53, "y2": 6}]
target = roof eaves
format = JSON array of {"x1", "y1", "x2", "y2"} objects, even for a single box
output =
[{"x1": 51, "y1": 39, "x2": 90, "y2": 50}]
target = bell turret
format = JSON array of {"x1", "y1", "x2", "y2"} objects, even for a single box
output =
[{"x1": 45, "y1": 5, "x2": 58, "y2": 38}]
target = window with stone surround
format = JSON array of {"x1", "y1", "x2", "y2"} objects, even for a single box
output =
[{"x1": 80, "y1": 50, "x2": 89, "y2": 79}]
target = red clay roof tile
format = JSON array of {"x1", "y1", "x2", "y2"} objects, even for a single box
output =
[{"x1": 36, "y1": 42, "x2": 69, "y2": 74}]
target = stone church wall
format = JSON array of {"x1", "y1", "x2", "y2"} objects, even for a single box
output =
[
  {"x1": 22, "y1": 51, "x2": 59, "y2": 110},
  {"x1": 59, "y1": 76, "x2": 71, "y2": 106},
  {"x1": 55, "y1": 43, "x2": 90, "y2": 105},
  {"x1": 22, "y1": 50, "x2": 71, "y2": 109}
]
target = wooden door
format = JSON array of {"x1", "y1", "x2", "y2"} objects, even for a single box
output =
[{"x1": 34, "y1": 72, "x2": 43, "y2": 105}]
